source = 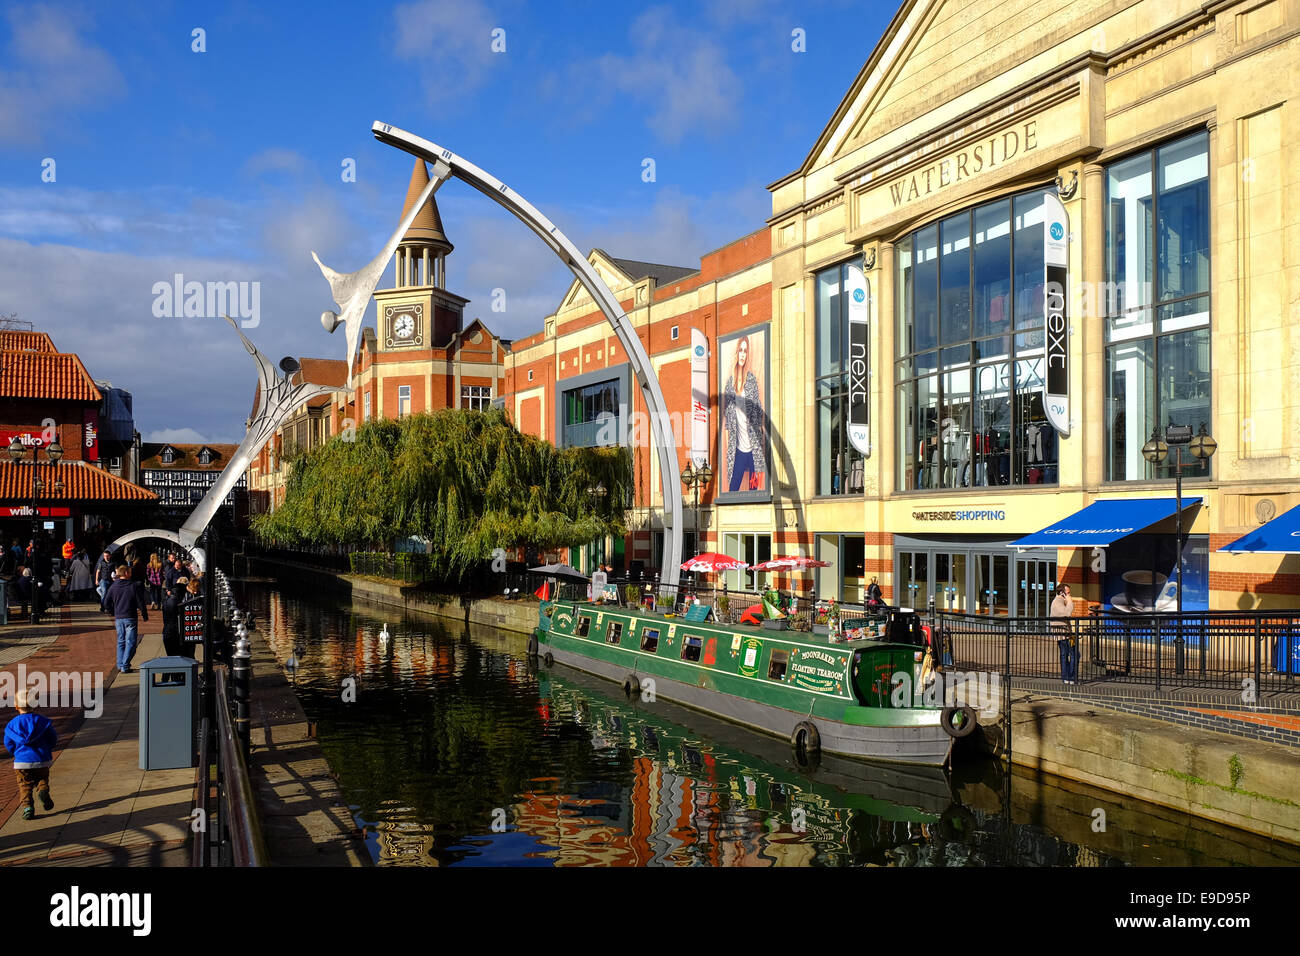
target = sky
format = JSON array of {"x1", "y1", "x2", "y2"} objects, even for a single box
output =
[{"x1": 0, "y1": 0, "x2": 895, "y2": 443}]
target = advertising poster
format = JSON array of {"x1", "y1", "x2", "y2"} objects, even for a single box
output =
[
  {"x1": 1103, "y1": 534, "x2": 1208, "y2": 614},
  {"x1": 718, "y1": 325, "x2": 770, "y2": 502}
]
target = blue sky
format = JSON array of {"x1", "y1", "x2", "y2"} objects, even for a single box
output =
[{"x1": 0, "y1": 0, "x2": 894, "y2": 442}]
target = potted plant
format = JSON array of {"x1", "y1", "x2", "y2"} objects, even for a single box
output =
[{"x1": 717, "y1": 591, "x2": 730, "y2": 622}]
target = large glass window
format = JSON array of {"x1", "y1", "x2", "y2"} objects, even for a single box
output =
[
  {"x1": 814, "y1": 263, "x2": 866, "y2": 495},
  {"x1": 896, "y1": 187, "x2": 1059, "y2": 490},
  {"x1": 562, "y1": 378, "x2": 621, "y2": 447},
  {"x1": 1104, "y1": 131, "x2": 1210, "y2": 481}
]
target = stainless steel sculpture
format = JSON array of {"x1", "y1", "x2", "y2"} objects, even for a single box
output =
[{"x1": 368, "y1": 122, "x2": 686, "y2": 590}]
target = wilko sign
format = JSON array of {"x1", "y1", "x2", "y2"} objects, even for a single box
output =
[
  {"x1": 3, "y1": 506, "x2": 71, "y2": 518},
  {"x1": 182, "y1": 598, "x2": 205, "y2": 643},
  {"x1": 83, "y1": 409, "x2": 99, "y2": 462},
  {"x1": 0, "y1": 432, "x2": 47, "y2": 450}
]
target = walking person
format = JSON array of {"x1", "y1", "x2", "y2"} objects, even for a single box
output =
[
  {"x1": 68, "y1": 550, "x2": 92, "y2": 601},
  {"x1": 94, "y1": 550, "x2": 115, "y2": 611},
  {"x1": 4, "y1": 689, "x2": 55, "y2": 820},
  {"x1": 146, "y1": 553, "x2": 164, "y2": 610},
  {"x1": 161, "y1": 580, "x2": 185, "y2": 657},
  {"x1": 102, "y1": 565, "x2": 149, "y2": 674},
  {"x1": 1050, "y1": 583, "x2": 1078, "y2": 685}
]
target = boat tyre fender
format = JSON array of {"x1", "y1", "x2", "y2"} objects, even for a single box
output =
[
  {"x1": 622, "y1": 675, "x2": 640, "y2": 699},
  {"x1": 527, "y1": 632, "x2": 538, "y2": 657},
  {"x1": 542, "y1": 651, "x2": 554, "y2": 668},
  {"x1": 790, "y1": 720, "x2": 821, "y2": 757},
  {"x1": 941, "y1": 705, "x2": 978, "y2": 739},
  {"x1": 939, "y1": 804, "x2": 976, "y2": 843}
]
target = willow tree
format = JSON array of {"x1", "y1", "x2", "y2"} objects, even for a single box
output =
[{"x1": 253, "y1": 408, "x2": 632, "y2": 581}]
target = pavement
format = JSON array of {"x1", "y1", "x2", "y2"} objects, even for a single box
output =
[{"x1": 0, "y1": 601, "x2": 193, "y2": 866}]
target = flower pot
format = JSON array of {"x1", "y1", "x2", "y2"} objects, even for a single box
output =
[
  {"x1": 812, "y1": 624, "x2": 830, "y2": 635},
  {"x1": 761, "y1": 619, "x2": 788, "y2": 631}
]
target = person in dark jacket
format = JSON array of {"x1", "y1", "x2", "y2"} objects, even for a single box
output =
[
  {"x1": 4, "y1": 689, "x2": 55, "y2": 820},
  {"x1": 161, "y1": 581, "x2": 185, "y2": 657},
  {"x1": 27, "y1": 543, "x2": 50, "y2": 624},
  {"x1": 102, "y1": 566, "x2": 149, "y2": 674}
]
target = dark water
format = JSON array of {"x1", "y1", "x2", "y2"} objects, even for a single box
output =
[{"x1": 245, "y1": 584, "x2": 1300, "y2": 867}]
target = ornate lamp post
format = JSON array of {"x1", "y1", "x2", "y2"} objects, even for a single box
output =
[
  {"x1": 1142, "y1": 421, "x2": 1217, "y2": 673},
  {"x1": 585, "y1": 482, "x2": 607, "y2": 572},
  {"x1": 8, "y1": 436, "x2": 64, "y2": 541}
]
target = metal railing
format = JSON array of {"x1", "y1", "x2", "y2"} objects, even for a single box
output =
[
  {"x1": 932, "y1": 606, "x2": 1300, "y2": 694},
  {"x1": 193, "y1": 566, "x2": 267, "y2": 866}
]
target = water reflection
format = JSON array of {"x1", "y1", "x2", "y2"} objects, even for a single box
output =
[{"x1": 246, "y1": 585, "x2": 1300, "y2": 868}]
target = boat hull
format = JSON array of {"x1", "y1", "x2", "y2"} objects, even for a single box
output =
[{"x1": 543, "y1": 633, "x2": 953, "y2": 767}]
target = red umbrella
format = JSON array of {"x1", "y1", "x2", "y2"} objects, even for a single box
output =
[
  {"x1": 681, "y1": 552, "x2": 749, "y2": 573},
  {"x1": 752, "y1": 555, "x2": 830, "y2": 571}
]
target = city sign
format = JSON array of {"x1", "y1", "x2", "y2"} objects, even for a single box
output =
[
  {"x1": 182, "y1": 598, "x2": 205, "y2": 644},
  {"x1": 1165, "y1": 425, "x2": 1193, "y2": 445}
]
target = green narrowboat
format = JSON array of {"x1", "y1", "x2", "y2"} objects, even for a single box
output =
[{"x1": 531, "y1": 597, "x2": 978, "y2": 767}]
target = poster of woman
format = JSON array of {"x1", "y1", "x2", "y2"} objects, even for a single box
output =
[{"x1": 719, "y1": 326, "x2": 769, "y2": 499}]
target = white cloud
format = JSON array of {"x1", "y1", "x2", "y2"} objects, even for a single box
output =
[
  {"x1": 0, "y1": 4, "x2": 125, "y2": 143},
  {"x1": 144, "y1": 428, "x2": 210, "y2": 445},
  {"x1": 392, "y1": 0, "x2": 501, "y2": 111}
]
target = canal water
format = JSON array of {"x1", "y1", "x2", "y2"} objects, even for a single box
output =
[{"x1": 246, "y1": 584, "x2": 1300, "y2": 867}]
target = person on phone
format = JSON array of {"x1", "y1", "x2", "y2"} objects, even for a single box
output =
[{"x1": 1050, "y1": 583, "x2": 1078, "y2": 685}]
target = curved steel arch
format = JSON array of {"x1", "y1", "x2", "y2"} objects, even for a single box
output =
[
  {"x1": 371, "y1": 122, "x2": 684, "y2": 589},
  {"x1": 106, "y1": 529, "x2": 206, "y2": 571}
]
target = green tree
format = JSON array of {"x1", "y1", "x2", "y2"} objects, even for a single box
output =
[{"x1": 253, "y1": 408, "x2": 631, "y2": 580}]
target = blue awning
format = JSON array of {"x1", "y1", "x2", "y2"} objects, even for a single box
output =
[
  {"x1": 1009, "y1": 497, "x2": 1203, "y2": 549},
  {"x1": 1219, "y1": 503, "x2": 1300, "y2": 554}
]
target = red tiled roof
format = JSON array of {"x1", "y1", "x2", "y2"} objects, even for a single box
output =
[
  {"x1": 0, "y1": 461, "x2": 156, "y2": 502},
  {"x1": 298, "y1": 358, "x2": 348, "y2": 388},
  {"x1": 0, "y1": 351, "x2": 101, "y2": 402},
  {"x1": 0, "y1": 331, "x2": 57, "y2": 353}
]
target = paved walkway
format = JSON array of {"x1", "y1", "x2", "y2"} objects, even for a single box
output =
[{"x1": 0, "y1": 602, "x2": 193, "y2": 866}]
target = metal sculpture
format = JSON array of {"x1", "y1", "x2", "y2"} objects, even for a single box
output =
[{"x1": 367, "y1": 122, "x2": 686, "y2": 590}]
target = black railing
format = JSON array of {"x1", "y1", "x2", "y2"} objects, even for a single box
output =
[{"x1": 932, "y1": 606, "x2": 1300, "y2": 694}]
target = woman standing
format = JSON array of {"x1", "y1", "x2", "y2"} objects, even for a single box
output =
[
  {"x1": 68, "y1": 551, "x2": 92, "y2": 602},
  {"x1": 146, "y1": 554, "x2": 164, "y2": 610},
  {"x1": 723, "y1": 334, "x2": 767, "y2": 493},
  {"x1": 1050, "y1": 583, "x2": 1078, "y2": 685}
]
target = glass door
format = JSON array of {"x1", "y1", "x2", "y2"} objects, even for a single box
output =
[
  {"x1": 976, "y1": 553, "x2": 1010, "y2": 615},
  {"x1": 948, "y1": 552, "x2": 968, "y2": 611},
  {"x1": 1016, "y1": 557, "x2": 1057, "y2": 617},
  {"x1": 896, "y1": 551, "x2": 929, "y2": 610}
]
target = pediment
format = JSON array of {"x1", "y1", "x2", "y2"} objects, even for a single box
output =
[{"x1": 557, "y1": 250, "x2": 634, "y2": 312}]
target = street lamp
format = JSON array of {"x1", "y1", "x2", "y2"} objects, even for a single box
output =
[
  {"x1": 1142, "y1": 421, "x2": 1216, "y2": 673},
  {"x1": 8, "y1": 436, "x2": 64, "y2": 541},
  {"x1": 585, "y1": 482, "x2": 607, "y2": 573},
  {"x1": 680, "y1": 461, "x2": 713, "y2": 557}
]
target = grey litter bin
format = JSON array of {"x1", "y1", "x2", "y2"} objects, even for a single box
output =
[
  {"x1": 0, "y1": 578, "x2": 7, "y2": 625},
  {"x1": 138, "y1": 656, "x2": 199, "y2": 770}
]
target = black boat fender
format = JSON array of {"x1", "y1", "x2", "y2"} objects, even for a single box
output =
[
  {"x1": 622, "y1": 674, "x2": 640, "y2": 699},
  {"x1": 790, "y1": 720, "x2": 821, "y2": 756},
  {"x1": 939, "y1": 804, "x2": 977, "y2": 842},
  {"x1": 940, "y1": 705, "x2": 978, "y2": 738},
  {"x1": 527, "y1": 631, "x2": 539, "y2": 656},
  {"x1": 542, "y1": 651, "x2": 554, "y2": 668}
]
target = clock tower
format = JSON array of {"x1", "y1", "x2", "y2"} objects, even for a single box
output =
[{"x1": 373, "y1": 158, "x2": 468, "y2": 350}]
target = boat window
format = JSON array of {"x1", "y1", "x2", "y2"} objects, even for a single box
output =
[
  {"x1": 768, "y1": 650, "x2": 789, "y2": 680},
  {"x1": 576, "y1": 615, "x2": 592, "y2": 637},
  {"x1": 641, "y1": 627, "x2": 660, "y2": 652},
  {"x1": 606, "y1": 621, "x2": 623, "y2": 645},
  {"x1": 681, "y1": 635, "x2": 703, "y2": 663}
]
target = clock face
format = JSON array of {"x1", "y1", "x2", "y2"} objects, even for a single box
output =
[{"x1": 394, "y1": 314, "x2": 415, "y2": 339}]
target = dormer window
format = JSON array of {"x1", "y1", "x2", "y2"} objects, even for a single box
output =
[
  {"x1": 198, "y1": 448, "x2": 212, "y2": 465},
  {"x1": 161, "y1": 446, "x2": 176, "y2": 464}
]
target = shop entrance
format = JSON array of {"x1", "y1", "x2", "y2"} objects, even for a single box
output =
[{"x1": 895, "y1": 536, "x2": 1054, "y2": 617}]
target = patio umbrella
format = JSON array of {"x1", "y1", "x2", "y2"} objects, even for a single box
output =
[
  {"x1": 752, "y1": 555, "x2": 831, "y2": 612},
  {"x1": 528, "y1": 563, "x2": 588, "y2": 580},
  {"x1": 680, "y1": 552, "x2": 749, "y2": 573}
]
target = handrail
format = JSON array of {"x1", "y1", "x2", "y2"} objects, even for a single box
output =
[{"x1": 215, "y1": 668, "x2": 269, "y2": 867}]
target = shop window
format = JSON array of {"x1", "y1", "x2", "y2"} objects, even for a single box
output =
[
  {"x1": 768, "y1": 649, "x2": 789, "y2": 680},
  {"x1": 562, "y1": 378, "x2": 621, "y2": 448},
  {"x1": 641, "y1": 627, "x2": 660, "y2": 652},
  {"x1": 723, "y1": 532, "x2": 771, "y2": 592},
  {"x1": 895, "y1": 188, "x2": 1059, "y2": 490},
  {"x1": 1104, "y1": 131, "x2": 1211, "y2": 481}
]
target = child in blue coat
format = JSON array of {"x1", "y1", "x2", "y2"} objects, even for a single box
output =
[{"x1": 4, "y1": 690, "x2": 56, "y2": 820}]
